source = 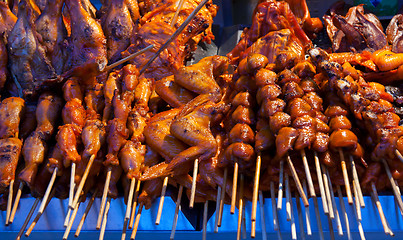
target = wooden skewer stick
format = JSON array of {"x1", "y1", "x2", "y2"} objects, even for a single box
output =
[
  {"x1": 381, "y1": 159, "x2": 403, "y2": 215},
  {"x1": 301, "y1": 149, "x2": 315, "y2": 197},
  {"x1": 9, "y1": 181, "x2": 23, "y2": 224},
  {"x1": 371, "y1": 182, "x2": 394, "y2": 236},
  {"x1": 130, "y1": 202, "x2": 144, "y2": 240},
  {"x1": 213, "y1": 185, "x2": 221, "y2": 233},
  {"x1": 71, "y1": 154, "x2": 96, "y2": 210},
  {"x1": 189, "y1": 158, "x2": 198, "y2": 208},
  {"x1": 68, "y1": 163, "x2": 76, "y2": 209},
  {"x1": 16, "y1": 198, "x2": 40, "y2": 240},
  {"x1": 270, "y1": 181, "x2": 279, "y2": 231},
  {"x1": 277, "y1": 160, "x2": 284, "y2": 209},
  {"x1": 170, "y1": 0, "x2": 185, "y2": 27},
  {"x1": 203, "y1": 200, "x2": 209, "y2": 240},
  {"x1": 231, "y1": 161, "x2": 239, "y2": 214},
  {"x1": 104, "y1": 45, "x2": 154, "y2": 72},
  {"x1": 242, "y1": 204, "x2": 246, "y2": 240},
  {"x1": 251, "y1": 217, "x2": 256, "y2": 238},
  {"x1": 395, "y1": 149, "x2": 403, "y2": 163},
  {"x1": 140, "y1": 0, "x2": 210, "y2": 75},
  {"x1": 350, "y1": 188, "x2": 366, "y2": 240},
  {"x1": 302, "y1": 181, "x2": 312, "y2": 235},
  {"x1": 100, "y1": 197, "x2": 112, "y2": 240},
  {"x1": 75, "y1": 190, "x2": 98, "y2": 237},
  {"x1": 314, "y1": 152, "x2": 328, "y2": 214},
  {"x1": 326, "y1": 168, "x2": 343, "y2": 236},
  {"x1": 339, "y1": 149, "x2": 353, "y2": 204},
  {"x1": 394, "y1": 179, "x2": 403, "y2": 216},
  {"x1": 287, "y1": 154, "x2": 309, "y2": 207},
  {"x1": 217, "y1": 167, "x2": 227, "y2": 227},
  {"x1": 312, "y1": 196, "x2": 324, "y2": 240},
  {"x1": 251, "y1": 154, "x2": 262, "y2": 224},
  {"x1": 285, "y1": 173, "x2": 291, "y2": 221},
  {"x1": 170, "y1": 185, "x2": 184, "y2": 240},
  {"x1": 5, "y1": 179, "x2": 14, "y2": 225},
  {"x1": 259, "y1": 191, "x2": 267, "y2": 240},
  {"x1": 64, "y1": 208, "x2": 72, "y2": 227},
  {"x1": 63, "y1": 201, "x2": 81, "y2": 240},
  {"x1": 288, "y1": 178, "x2": 296, "y2": 240},
  {"x1": 236, "y1": 174, "x2": 244, "y2": 240},
  {"x1": 349, "y1": 155, "x2": 365, "y2": 208},
  {"x1": 352, "y1": 180, "x2": 362, "y2": 221},
  {"x1": 337, "y1": 185, "x2": 351, "y2": 240},
  {"x1": 97, "y1": 167, "x2": 112, "y2": 229},
  {"x1": 156, "y1": 176, "x2": 169, "y2": 225},
  {"x1": 321, "y1": 163, "x2": 334, "y2": 219},
  {"x1": 327, "y1": 214, "x2": 335, "y2": 240},
  {"x1": 25, "y1": 188, "x2": 56, "y2": 237},
  {"x1": 129, "y1": 180, "x2": 141, "y2": 229},
  {"x1": 295, "y1": 191, "x2": 306, "y2": 240},
  {"x1": 39, "y1": 168, "x2": 58, "y2": 216},
  {"x1": 122, "y1": 178, "x2": 136, "y2": 240}
]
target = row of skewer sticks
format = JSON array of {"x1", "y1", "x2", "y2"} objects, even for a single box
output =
[{"x1": 2, "y1": 0, "x2": 403, "y2": 239}]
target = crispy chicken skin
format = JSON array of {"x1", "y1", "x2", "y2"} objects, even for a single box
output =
[
  {"x1": 0, "y1": 138, "x2": 22, "y2": 193},
  {"x1": 0, "y1": 97, "x2": 25, "y2": 139},
  {"x1": 63, "y1": 0, "x2": 107, "y2": 80}
]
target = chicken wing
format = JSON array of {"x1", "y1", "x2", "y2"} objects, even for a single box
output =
[
  {"x1": 81, "y1": 119, "x2": 106, "y2": 160},
  {"x1": 119, "y1": 140, "x2": 145, "y2": 179}
]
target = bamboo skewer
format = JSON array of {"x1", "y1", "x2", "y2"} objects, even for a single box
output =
[
  {"x1": 25, "y1": 188, "x2": 56, "y2": 237},
  {"x1": 104, "y1": 45, "x2": 154, "y2": 72},
  {"x1": 295, "y1": 191, "x2": 306, "y2": 240},
  {"x1": 326, "y1": 168, "x2": 343, "y2": 236},
  {"x1": 140, "y1": 0, "x2": 210, "y2": 75},
  {"x1": 130, "y1": 202, "x2": 144, "y2": 240},
  {"x1": 122, "y1": 178, "x2": 136, "y2": 240},
  {"x1": 75, "y1": 190, "x2": 98, "y2": 237},
  {"x1": 339, "y1": 149, "x2": 353, "y2": 204},
  {"x1": 382, "y1": 159, "x2": 403, "y2": 215},
  {"x1": 231, "y1": 161, "x2": 239, "y2": 214},
  {"x1": 314, "y1": 152, "x2": 328, "y2": 214},
  {"x1": 285, "y1": 173, "x2": 291, "y2": 221},
  {"x1": 156, "y1": 176, "x2": 169, "y2": 225},
  {"x1": 277, "y1": 160, "x2": 284, "y2": 209},
  {"x1": 16, "y1": 198, "x2": 40, "y2": 240},
  {"x1": 213, "y1": 185, "x2": 221, "y2": 233},
  {"x1": 321, "y1": 163, "x2": 334, "y2": 219},
  {"x1": 301, "y1": 150, "x2": 315, "y2": 197},
  {"x1": 302, "y1": 181, "x2": 312, "y2": 235},
  {"x1": 170, "y1": 0, "x2": 185, "y2": 27},
  {"x1": 63, "y1": 201, "x2": 81, "y2": 240},
  {"x1": 352, "y1": 180, "x2": 362, "y2": 221},
  {"x1": 203, "y1": 200, "x2": 208, "y2": 240},
  {"x1": 71, "y1": 154, "x2": 96, "y2": 210},
  {"x1": 259, "y1": 190, "x2": 267, "y2": 240},
  {"x1": 97, "y1": 167, "x2": 112, "y2": 229},
  {"x1": 5, "y1": 179, "x2": 14, "y2": 225},
  {"x1": 337, "y1": 185, "x2": 351, "y2": 240},
  {"x1": 68, "y1": 163, "x2": 76, "y2": 209},
  {"x1": 394, "y1": 179, "x2": 403, "y2": 216},
  {"x1": 217, "y1": 167, "x2": 227, "y2": 227},
  {"x1": 129, "y1": 180, "x2": 141, "y2": 229},
  {"x1": 288, "y1": 178, "x2": 296, "y2": 240},
  {"x1": 100, "y1": 197, "x2": 112, "y2": 240},
  {"x1": 170, "y1": 185, "x2": 183, "y2": 240},
  {"x1": 9, "y1": 181, "x2": 23, "y2": 224},
  {"x1": 313, "y1": 196, "x2": 324, "y2": 240},
  {"x1": 241, "y1": 204, "x2": 246, "y2": 240},
  {"x1": 371, "y1": 182, "x2": 394, "y2": 236},
  {"x1": 351, "y1": 190, "x2": 366, "y2": 240},
  {"x1": 251, "y1": 154, "x2": 262, "y2": 238},
  {"x1": 236, "y1": 174, "x2": 244, "y2": 240},
  {"x1": 270, "y1": 181, "x2": 279, "y2": 231},
  {"x1": 395, "y1": 149, "x2": 403, "y2": 163},
  {"x1": 64, "y1": 208, "x2": 72, "y2": 228},
  {"x1": 287, "y1": 154, "x2": 309, "y2": 207},
  {"x1": 189, "y1": 159, "x2": 198, "y2": 208},
  {"x1": 350, "y1": 155, "x2": 365, "y2": 208}
]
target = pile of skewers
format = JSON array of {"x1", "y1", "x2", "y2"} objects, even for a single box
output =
[{"x1": 2, "y1": 0, "x2": 403, "y2": 240}]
